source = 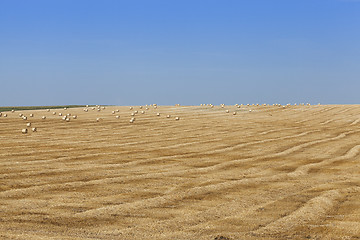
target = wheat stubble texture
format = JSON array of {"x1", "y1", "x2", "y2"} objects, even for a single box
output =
[{"x1": 1, "y1": 105, "x2": 360, "y2": 239}]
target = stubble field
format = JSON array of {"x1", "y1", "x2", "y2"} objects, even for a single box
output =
[{"x1": 1, "y1": 104, "x2": 360, "y2": 239}]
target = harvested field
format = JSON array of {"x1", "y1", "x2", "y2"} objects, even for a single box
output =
[{"x1": 1, "y1": 104, "x2": 360, "y2": 239}]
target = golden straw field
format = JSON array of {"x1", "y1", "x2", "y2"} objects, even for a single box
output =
[{"x1": 1, "y1": 104, "x2": 360, "y2": 239}]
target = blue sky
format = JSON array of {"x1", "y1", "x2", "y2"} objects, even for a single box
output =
[{"x1": 0, "y1": 0, "x2": 359, "y2": 106}]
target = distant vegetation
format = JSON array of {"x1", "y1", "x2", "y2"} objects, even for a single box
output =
[{"x1": 0, "y1": 105, "x2": 93, "y2": 112}]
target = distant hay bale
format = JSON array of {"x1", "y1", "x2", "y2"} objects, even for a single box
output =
[
  {"x1": 22, "y1": 129, "x2": 28, "y2": 134},
  {"x1": 62, "y1": 116, "x2": 67, "y2": 121},
  {"x1": 19, "y1": 113, "x2": 23, "y2": 117},
  {"x1": 84, "y1": 108, "x2": 88, "y2": 112},
  {"x1": 32, "y1": 127, "x2": 37, "y2": 132},
  {"x1": 86, "y1": 105, "x2": 89, "y2": 107},
  {"x1": 131, "y1": 113, "x2": 135, "y2": 116},
  {"x1": 47, "y1": 109, "x2": 50, "y2": 112},
  {"x1": 26, "y1": 123, "x2": 31, "y2": 127},
  {"x1": 141, "y1": 111, "x2": 145, "y2": 114},
  {"x1": 23, "y1": 116, "x2": 27, "y2": 120},
  {"x1": 112, "y1": 111, "x2": 115, "y2": 114},
  {"x1": 116, "y1": 115, "x2": 120, "y2": 119},
  {"x1": 64, "y1": 107, "x2": 67, "y2": 110},
  {"x1": 29, "y1": 113, "x2": 34, "y2": 117},
  {"x1": 96, "y1": 118, "x2": 101, "y2": 122},
  {"x1": 72, "y1": 115, "x2": 77, "y2": 119},
  {"x1": 130, "y1": 118, "x2": 135, "y2": 123},
  {"x1": 59, "y1": 113, "x2": 62, "y2": 116},
  {"x1": 11, "y1": 109, "x2": 15, "y2": 113},
  {"x1": 116, "y1": 109, "x2": 119, "y2": 112},
  {"x1": 102, "y1": 106, "x2": 105, "y2": 110},
  {"x1": 233, "y1": 112, "x2": 236, "y2": 115},
  {"x1": 249, "y1": 109, "x2": 252, "y2": 112},
  {"x1": 0, "y1": 112, "x2": 2, "y2": 117},
  {"x1": 157, "y1": 113, "x2": 160, "y2": 116},
  {"x1": 175, "y1": 117, "x2": 180, "y2": 120},
  {"x1": 42, "y1": 116, "x2": 46, "y2": 120},
  {"x1": 92, "y1": 107, "x2": 96, "y2": 110},
  {"x1": 166, "y1": 115, "x2": 171, "y2": 118},
  {"x1": 66, "y1": 118, "x2": 70, "y2": 122},
  {"x1": 3, "y1": 114, "x2": 7, "y2": 117},
  {"x1": 146, "y1": 107, "x2": 149, "y2": 110},
  {"x1": 226, "y1": 110, "x2": 229, "y2": 113},
  {"x1": 130, "y1": 107, "x2": 133, "y2": 110},
  {"x1": 139, "y1": 106, "x2": 143, "y2": 109},
  {"x1": 53, "y1": 112, "x2": 56, "y2": 115},
  {"x1": 134, "y1": 110, "x2": 138, "y2": 114}
]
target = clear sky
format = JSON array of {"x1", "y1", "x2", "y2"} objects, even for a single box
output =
[{"x1": 0, "y1": 0, "x2": 359, "y2": 106}]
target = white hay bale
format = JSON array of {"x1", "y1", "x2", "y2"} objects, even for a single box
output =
[
  {"x1": 64, "y1": 107, "x2": 67, "y2": 110},
  {"x1": 32, "y1": 127, "x2": 37, "y2": 132},
  {"x1": 102, "y1": 106, "x2": 105, "y2": 110},
  {"x1": 3, "y1": 114, "x2": 7, "y2": 117},
  {"x1": 26, "y1": 123, "x2": 31, "y2": 127},
  {"x1": 84, "y1": 108, "x2": 88, "y2": 112},
  {"x1": 22, "y1": 129, "x2": 28, "y2": 134},
  {"x1": 226, "y1": 110, "x2": 229, "y2": 113},
  {"x1": 116, "y1": 109, "x2": 119, "y2": 112},
  {"x1": 42, "y1": 116, "x2": 46, "y2": 120},
  {"x1": 29, "y1": 113, "x2": 34, "y2": 117},
  {"x1": 157, "y1": 113, "x2": 160, "y2": 116},
  {"x1": 11, "y1": 109, "x2": 15, "y2": 113},
  {"x1": 116, "y1": 115, "x2": 120, "y2": 119},
  {"x1": 0, "y1": 112, "x2": 2, "y2": 117},
  {"x1": 66, "y1": 113, "x2": 71, "y2": 116},
  {"x1": 233, "y1": 112, "x2": 236, "y2": 115},
  {"x1": 130, "y1": 118, "x2": 135, "y2": 123},
  {"x1": 249, "y1": 109, "x2": 252, "y2": 112},
  {"x1": 112, "y1": 111, "x2": 115, "y2": 114},
  {"x1": 86, "y1": 105, "x2": 89, "y2": 107},
  {"x1": 47, "y1": 109, "x2": 50, "y2": 112},
  {"x1": 130, "y1": 107, "x2": 133, "y2": 110},
  {"x1": 134, "y1": 110, "x2": 138, "y2": 114},
  {"x1": 96, "y1": 118, "x2": 101, "y2": 122},
  {"x1": 166, "y1": 115, "x2": 171, "y2": 118},
  {"x1": 141, "y1": 111, "x2": 145, "y2": 114},
  {"x1": 66, "y1": 118, "x2": 70, "y2": 122},
  {"x1": 146, "y1": 107, "x2": 149, "y2": 110},
  {"x1": 62, "y1": 116, "x2": 67, "y2": 121},
  {"x1": 139, "y1": 106, "x2": 143, "y2": 109},
  {"x1": 92, "y1": 107, "x2": 95, "y2": 110},
  {"x1": 154, "y1": 106, "x2": 157, "y2": 109},
  {"x1": 19, "y1": 113, "x2": 23, "y2": 117},
  {"x1": 23, "y1": 116, "x2": 27, "y2": 120},
  {"x1": 59, "y1": 113, "x2": 62, "y2": 116},
  {"x1": 175, "y1": 117, "x2": 180, "y2": 120},
  {"x1": 131, "y1": 113, "x2": 135, "y2": 116},
  {"x1": 53, "y1": 112, "x2": 56, "y2": 115},
  {"x1": 73, "y1": 115, "x2": 77, "y2": 119}
]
